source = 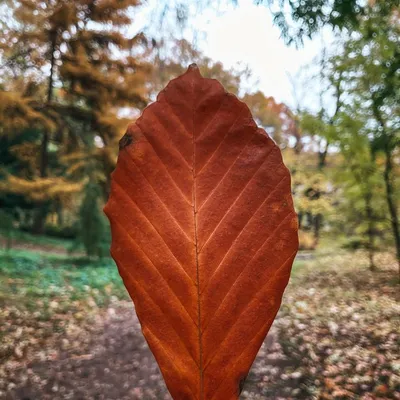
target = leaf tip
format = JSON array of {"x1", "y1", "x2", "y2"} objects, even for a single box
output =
[{"x1": 187, "y1": 63, "x2": 202, "y2": 78}]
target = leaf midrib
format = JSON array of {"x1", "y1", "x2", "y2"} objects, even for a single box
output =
[{"x1": 191, "y1": 71, "x2": 204, "y2": 400}]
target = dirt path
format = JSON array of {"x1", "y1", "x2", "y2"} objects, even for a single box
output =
[
  {"x1": 5, "y1": 302, "x2": 294, "y2": 400},
  {"x1": 0, "y1": 238, "x2": 75, "y2": 256},
  {"x1": 6, "y1": 303, "x2": 169, "y2": 400}
]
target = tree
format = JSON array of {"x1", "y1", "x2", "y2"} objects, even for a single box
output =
[
  {"x1": 146, "y1": 1, "x2": 399, "y2": 47},
  {"x1": 333, "y1": 6, "x2": 400, "y2": 272},
  {"x1": 0, "y1": 209, "x2": 14, "y2": 250},
  {"x1": 295, "y1": 49, "x2": 344, "y2": 169},
  {"x1": 242, "y1": 91, "x2": 301, "y2": 151},
  {"x1": 257, "y1": 0, "x2": 399, "y2": 46},
  {"x1": 335, "y1": 112, "x2": 387, "y2": 270},
  {"x1": 0, "y1": 0, "x2": 152, "y2": 232},
  {"x1": 285, "y1": 148, "x2": 334, "y2": 246},
  {"x1": 285, "y1": 52, "x2": 343, "y2": 244}
]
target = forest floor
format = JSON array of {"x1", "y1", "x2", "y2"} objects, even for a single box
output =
[{"x1": 0, "y1": 235, "x2": 399, "y2": 400}]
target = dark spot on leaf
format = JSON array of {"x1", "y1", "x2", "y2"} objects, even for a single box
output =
[{"x1": 119, "y1": 133, "x2": 133, "y2": 150}]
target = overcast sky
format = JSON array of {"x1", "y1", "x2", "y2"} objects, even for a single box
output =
[
  {"x1": 138, "y1": 0, "x2": 334, "y2": 109},
  {"x1": 195, "y1": 0, "x2": 331, "y2": 106}
]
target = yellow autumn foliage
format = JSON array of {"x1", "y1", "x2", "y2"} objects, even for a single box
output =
[
  {"x1": 0, "y1": 175, "x2": 84, "y2": 202},
  {"x1": 0, "y1": 92, "x2": 56, "y2": 135},
  {"x1": 9, "y1": 143, "x2": 40, "y2": 173}
]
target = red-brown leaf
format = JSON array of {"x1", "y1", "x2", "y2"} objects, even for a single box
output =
[{"x1": 104, "y1": 64, "x2": 299, "y2": 400}]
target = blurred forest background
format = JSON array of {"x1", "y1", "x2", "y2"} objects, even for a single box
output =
[{"x1": 0, "y1": 1, "x2": 399, "y2": 399}]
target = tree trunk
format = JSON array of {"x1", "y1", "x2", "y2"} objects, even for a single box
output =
[
  {"x1": 370, "y1": 96, "x2": 399, "y2": 278},
  {"x1": 298, "y1": 212, "x2": 303, "y2": 230},
  {"x1": 39, "y1": 131, "x2": 49, "y2": 178},
  {"x1": 32, "y1": 206, "x2": 49, "y2": 234},
  {"x1": 318, "y1": 140, "x2": 329, "y2": 169},
  {"x1": 383, "y1": 149, "x2": 400, "y2": 276},
  {"x1": 365, "y1": 192, "x2": 376, "y2": 271},
  {"x1": 313, "y1": 214, "x2": 322, "y2": 244},
  {"x1": 40, "y1": 30, "x2": 56, "y2": 177},
  {"x1": 33, "y1": 31, "x2": 57, "y2": 234},
  {"x1": 56, "y1": 199, "x2": 64, "y2": 226}
]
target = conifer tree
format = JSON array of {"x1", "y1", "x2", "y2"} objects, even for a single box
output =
[{"x1": 0, "y1": 0, "x2": 151, "y2": 232}]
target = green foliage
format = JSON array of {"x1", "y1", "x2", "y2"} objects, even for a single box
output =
[
  {"x1": 287, "y1": 4, "x2": 399, "y2": 269},
  {"x1": 0, "y1": 248, "x2": 126, "y2": 311},
  {"x1": 73, "y1": 183, "x2": 110, "y2": 258},
  {"x1": 341, "y1": 236, "x2": 370, "y2": 251},
  {"x1": 334, "y1": 114, "x2": 387, "y2": 226},
  {"x1": 262, "y1": 1, "x2": 399, "y2": 46},
  {"x1": 330, "y1": 7, "x2": 400, "y2": 267}
]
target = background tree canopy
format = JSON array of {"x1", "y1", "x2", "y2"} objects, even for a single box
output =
[{"x1": 0, "y1": 0, "x2": 398, "y2": 270}]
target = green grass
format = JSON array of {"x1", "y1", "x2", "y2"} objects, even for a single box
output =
[
  {"x1": 0, "y1": 246, "x2": 128, "y2": 372},
  {"x1": 0, "y1": 248, "x2": 127, "y2": 313},
  {"x1": 0, "y1": 243, "x2": 332, "y2": 313}
]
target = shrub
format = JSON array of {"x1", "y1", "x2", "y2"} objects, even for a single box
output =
[{"x1": 72, "y1": 183, "x2": 110, "y2": 258}]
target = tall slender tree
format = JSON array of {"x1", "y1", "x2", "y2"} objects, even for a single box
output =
[
  {"x1": 335, "y1": 111, "x2": 387, "y2": 270},
  {"x1": 335, "y1": 6, "x2": 400, "y2": 272}
]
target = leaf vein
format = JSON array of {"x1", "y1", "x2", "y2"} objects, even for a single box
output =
[
  {"x1": 117, "y1": 263, "x2": 200, "y2": 368},
  {"x1": 124, "y1": 151, "x2": 194, "y2": 243},
  {"x1": 196, "y1": 94, "x2": 228, "y2": 141},
  {"x1": 113, "y1": 180, "x2": 196, "y2": 284},
  {"x1": 111, "y1": 220, "x2": 198, "y2": 328},
  {"x1": 196, "y1": 108, "x2": 247, "y2": 176},
  {"x1": 198, "y1": 133, "x2": 254, "y2": 212},
  {"x1": 208, "y1": 314, "x2": 276, "y2": 400},
  {"x1": 204, "y1": 248, "x2": 297, "y2": 371},
  {"x1": 148, "y1": 107, "x2": 192, "y2": 167},
  {"x1": 199, "y1": 146, "x2": 277, "y2": 252},
  {"x1": 200, "y1": 175, "x2": 289, "y2": 293},
  {"x1": 202, "y1": 212, "x2": 295, "y2": 332},
  {"x1": 134, "y1": 124, "x2": 192, "y2": 204}
]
